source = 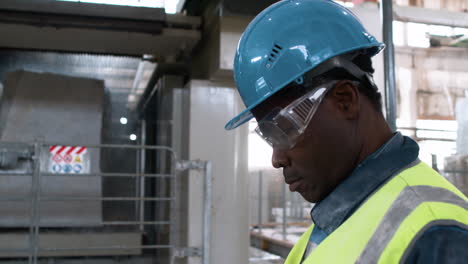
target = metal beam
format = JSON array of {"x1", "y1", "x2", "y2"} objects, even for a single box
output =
[
  {"x1": 0, "y1": 2, "x2": 201, "y2": 30},
  {"x1": 0, "y1": 1, "x2": 201, "y2": 58},
  {"x1": 0, "y1": 10, "x2": 163, "y2": 34},
  {"x1": 166, "y1": 14, "x2": 202, "y2": 29},
  {"x1": 0, "y1": 0, "x2": 166, "y2": 22},
  {"x1": 381, "y1": 0, "x2": 397, "y2": 132},
  {"x1": 394, "y1": 6, "x2": 468, "y2": 28},
  {"x1": 0, "y1": 23, "x2": 200, "y2": 57},
  {"x1": 396, "y1": 46, "x2": 468, "y2": 72}
]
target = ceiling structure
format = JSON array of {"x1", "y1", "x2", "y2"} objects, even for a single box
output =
[{"x1": 0, "y1": 0, "x2": 201, "y2": 58}]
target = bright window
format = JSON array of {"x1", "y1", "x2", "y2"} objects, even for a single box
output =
[
  {"x1": 407, "y1": 22, "x2": 430, "y2": 48},
  {"x1": 428, "y1": 25, "x2": 454, "y2": 36},
  {"x1": 249, "y1": 121, "x2": 273, "y2": 170},
  {"x1": 393, "y1": 21, "x2": 405, "y2": 46},
  {"x1": 454, "y1": 27, "x2": 468, "y2": 36}
]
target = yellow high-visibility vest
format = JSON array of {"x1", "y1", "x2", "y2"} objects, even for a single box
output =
[{"x1": 285, "y1": 161, "x2": 468, "y2": 264}]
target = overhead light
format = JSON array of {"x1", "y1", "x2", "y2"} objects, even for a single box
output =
[
  {"x1": 120, "y1": 117, "x2": 128, "y2": 125},
  {"x1": 130, "y1": 134, "x2": 137, "y2": 141}
]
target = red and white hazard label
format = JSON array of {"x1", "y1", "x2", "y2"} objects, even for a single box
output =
[
  {"x1": 49, "y1": 146, "x2": 87, "y2": 156},
  {"x1": 48, "y1": 146, "x2": 88, "y2": 174}
]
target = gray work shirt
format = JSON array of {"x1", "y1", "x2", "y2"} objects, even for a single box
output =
[{"x1": 303, "y1": 132, "x2": 468, "y2": 263}]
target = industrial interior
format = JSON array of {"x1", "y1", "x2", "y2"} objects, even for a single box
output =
[{"x1": 0, "y1": 0, "x2": 466, "y2": 263}]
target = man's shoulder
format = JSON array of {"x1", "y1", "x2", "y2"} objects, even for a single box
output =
[{"x1": 404, "y1": 225, "x2": 468, "y2": 264}]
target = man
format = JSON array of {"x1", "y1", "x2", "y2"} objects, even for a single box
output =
[{"x1": 224, "y1": 0, "x2": 468, "y2": 263}]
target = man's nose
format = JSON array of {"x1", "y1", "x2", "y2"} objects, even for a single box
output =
[{"x1": 272, "y1": 147, "x2": 289, "y2": 168}]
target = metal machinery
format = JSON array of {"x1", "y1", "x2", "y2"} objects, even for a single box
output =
[
  {"x1": 0, "y1": 71, "x2": 148, "y2": 262},
  {"x1": 0, "y1": 71, "x2": 104, "y2": 229},
  {"x1": 0, "y1": 69, "x2": 215, "y2": 264}
]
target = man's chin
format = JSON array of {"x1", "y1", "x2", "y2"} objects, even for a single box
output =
[{"x1": 299, "y1": 191, "x2": 320, "y2": 203}]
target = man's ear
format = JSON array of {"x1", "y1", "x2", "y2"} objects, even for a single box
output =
[{"x1": 328, "y1": 80, "x2": 360, "y2": 120}]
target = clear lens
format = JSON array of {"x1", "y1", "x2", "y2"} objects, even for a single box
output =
[
  {"x1": 255, "y1": 121, "x2": 294, "y2": 149},
  {"x1": 255, "y1": 81, "x2": 339, "y2": 149}
]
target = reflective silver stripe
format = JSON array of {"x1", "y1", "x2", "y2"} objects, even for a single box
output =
[
  {"x1": 356, "y1": 185, "x2": 468, "y2": 264},
  {"x1": 301, "y1": 241, "x2": 318, "y2": 264}
]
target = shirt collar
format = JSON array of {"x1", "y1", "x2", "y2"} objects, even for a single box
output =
[{"x1": 310, "y1": 132, "x2": 420, "y2": 234}]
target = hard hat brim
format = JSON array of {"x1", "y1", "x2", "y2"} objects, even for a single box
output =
[{"x1": 225, "y1": 107, "x2": 254, "y2": 130}]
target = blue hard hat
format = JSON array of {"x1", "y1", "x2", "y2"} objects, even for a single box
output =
[{"x1": 225, "y1": 0, "x2": 385, "y2": 130}]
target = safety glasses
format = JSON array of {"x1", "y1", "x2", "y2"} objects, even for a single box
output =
[{"x1": 254, "y1": 81, "x2": 339, "y2": 150}]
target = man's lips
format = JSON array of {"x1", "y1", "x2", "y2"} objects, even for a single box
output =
[{"x1": 285, "y1": 177, "x2": 303, "y2": 192}]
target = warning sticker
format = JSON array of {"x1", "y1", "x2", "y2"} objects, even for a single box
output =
[
  {"x1": 48, "y1": 146, "x2": 89, "y2": 174},
  {"x1": 52, "y1": 164, "x2": 62, "y2": 173},
  {"x1": 73, "y1": 164, "x2": 83, "y2": 173},
  {"x1": 64, "y1": 154, "x2": 73, "y2": 163},
  {"x1": 52, "y1": 154, "x2": 62, "y2": 163}
]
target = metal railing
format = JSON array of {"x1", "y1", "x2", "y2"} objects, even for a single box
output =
[
  {"x1": 0, "y1": 140, "x2": 212, "y2": 264},
  {"x1": 252, "y1": 170, "x2": 311, "y2": 239}
]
